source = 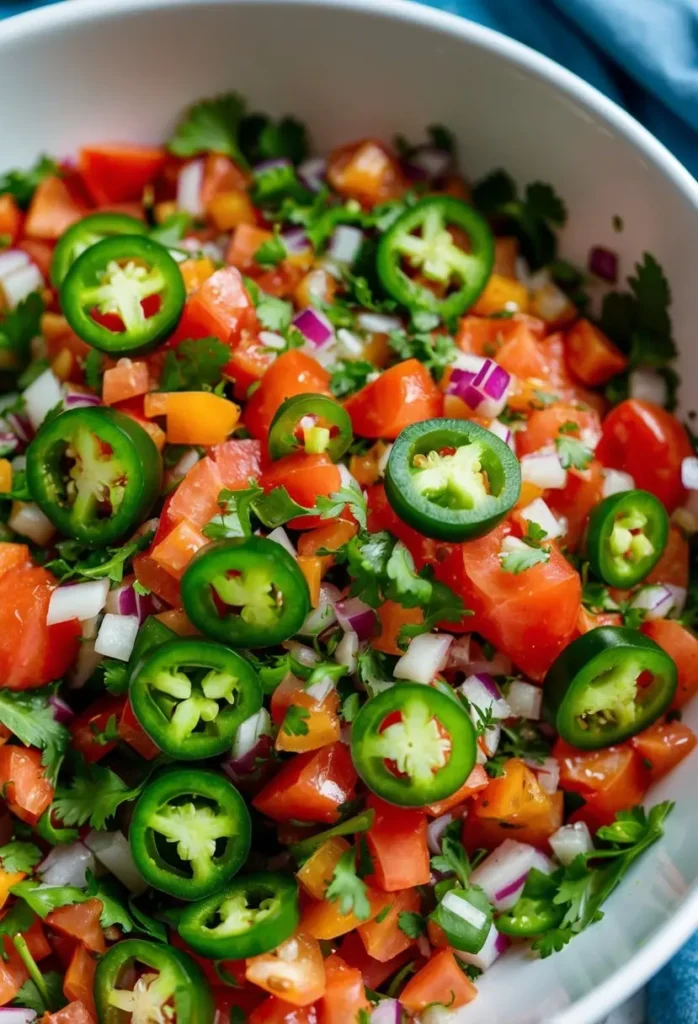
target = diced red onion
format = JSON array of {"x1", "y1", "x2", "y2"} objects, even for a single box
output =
[
  {"x1": 281, "y1": 227, "x2": 311, "y2": 255},
  {"x1": 447, "y1": 360, "x2": 511, "y2": 419},
  {"x1": 335, "y1": 596, "x2": 376, "y2": 642},
  {"x1": 681, "y1": 456, "x2": 698, "y2": 491},
  {"x1": 39, "y1": 841, "x2": 95, "y2": 887},
  {"x1": 68, "y1": 639, "x2": 103, "y2": 689},
  {"x1": 335, "y1": 630, "x2": 359, "y2": 673},
  {"x1": 0, "y1": 432, "x2": 20, "y2": 457},
  {"x1": 602, "y1": 467, "x2": 635, "y2": 498},
  {"x1": 0, "y1": 1009, "x2": 37, "y2": 1023},
  {"x1": 629, "y1": 368, "x2": 668, "y2": 407},
  {"x1": 520, "y1": 450, "x2": 567, "y2": 490},
  {"x1": 456, "y1": 922, "x2": 510, "y2": 972},
  {"x1": 48, "y1": 695, "x2": 74, "y2": 726},
  {"x1": 549, "y1": 821, "x2": 594, "y2": 865},
  {"x1": 630, "y1": 584, "x2": 675, "y2": 620},
  {"x1": 416, "y1": 934, "x2": 432, "y2": 960},
  {"x1": 470, "y1": 839, "x2": 536, "y2": 910},
  {"x1": 327, "y1": 225, "x2": 363, "y2": 266},
  {"x1": 519, "y1": 497, "x2": 563, "y2": 540},
  {"x1": 588, "y1": 245, "x2": 618, "y2": 283},
  {"x1": 531, "y1": 849, "x2": 556, "y2": 875},
  {"x1": 427, "y1": 813, "x2": 453, "y2": 855},
  {"x1": 293, "y1": 308, "x2": 334, "y2": 348},
  {"x1": 507, "y1": 680, "x2": 543, "y2": 720},
  {"x1": 488, "y1": 418, "x2": 515, "y2": 452},
  {"x1": 0, "y1": 257, "x2": 43, "y2": 310},
  {"x1": 176, "y1": 158, "x2": 205, "y2": 217},
  {"x1": 466, "y1": 648, "x2": 512, "y2": 677},
  {"x1": 5, "y1": 412, "x2": 31, "y2": 444},
  {"x1": 297, "y1": 157, "x2": 327, "y2": 193},
  {"x1": 459, "y1": 674, "x2": 510, "y2": 720},
  {"x1": 106, "y1": 580, "x2": 137, "y2": 617},
  {"x1": 48, "y1": 578, "x2": 110, "y2": 625},
  {"x1": 9, "y1": 501, "x2": 55, "y2": 545},
  {"x1": 525, "y1": 756, "x2": 560, "y2": 795},
  {"x1": 446, "y1": 635, "x2": 472, "y2": 670},
  {"x1": 370, "y1": 1000, "x2": 403, "y2": 1024},
  {"x1": 230, "y1": 708, "x2": 272, "y2": 764},
  {"x1": 254, "y1": 157, "x2": 292, "y2": 176},
  {"x1": 266, "y1": 526, "x2": 297, "y2": 559},
  {"x1": 394, "y1": 633, "x2": 453, "y2": 685},
  {"x1": 23, "y1": 368, "x2": 63, "y2": 430},
  {"x1": 94, "y1": 613, "x2": 139, "y2": 661},
  {"x1": 405, "y1": 147, "x2": 452, "y2": 181},
  {"x1": 64, "y1": 389, "x2": 101, "y2": 409},
  {"x1": 453, "y1": 352, "x2": 488, "y2": 375},
  {"x1": 84, "y1": 829, "x2": 148, "y2": 895},
  {"x1": 357, "y1": 312, "x2": 402, "y2": 335},
  {"x1": 300, "y1": 583, "x2": 341, "y2": 637}
]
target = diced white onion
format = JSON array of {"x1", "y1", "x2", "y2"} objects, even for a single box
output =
[
  {"x1": 47, "y1": 579, "x2": 110, "y2": 625},
  {"x1": 630, "y1": 584, "x2": 675, "y2": 620},
  {"x1": 427, "y1": 813, "x2": 453, "y2": 855},
  {"x1": 531, "y1": 281, "x2": 570, "y2": 322},
  {"x1": 81, "y1": 616, "x2": 100, "y2": 640},
  {"x1": 328, "y1": 225, "x2": 363, "y2": 266},
  {"x1": 520, "y1": 450, "x2": 567, "y2": 490},
  {"x1": 525, "y1": 756, "x2": 560, "y2": 795},
  {"x1": 488, "y1": 418, "x2": 515, "y2": 452},
  {"x1": 441, "y1": 890, "x2": 487, "y2": 931},
  {"x1": 506, "y1": 680, "x2": 543, "y2": 720},
  {"x1": 232, "y1": 708, "x2": 271, "y2": 761},
  {"x1": 306, "y1": 676, "x2": 335, "y2": 703},
  {"x1": 446, "y1": 635, "x2": 472, "y2": 670},
  {"x1": 357, "y1": 312, "x2": 402, "y2": 335},
  {"x1": 681, "y1": 457, "x2": 698, "y2": 491},
  {"x1": 531, "y1": 850, "x2": 556, "y2": 875},
  {"x1": 452, "y1": 352, "x2": 488, "y2": 375},
  {"x1": 23, "y1": 368, "x2": 63, "y2": 430},
  {"x1": 0, "y1": 249, "x2": 30, "y2": 279},
  {"x1": 9, "y1": 501, "x2": 55, "y2": 544},
  {"x1": 455, "y1": 922, "x2": 509, "y2": 972},
  {"x1": 394, "y1": 633, "x2": 452, "y2": 684},
  {"x1": 84, "y1": 829, "x2": 148, "y2": 895},
  {"x1": 94, "y1": 613, "x2": 139, "y2": 661},
  {"x1": 629, "y1": 368, "x2": 668, "y2": 407},
  {"x1": 68, "y1": 639, "x2": 103, "y2": 689},
  {"x1": 666, "y1": 584, "x2": 688, "y2": 616},
  {"x1": 39, "y1": 842, "x2": 96, "y2": 887},
  {"x1": 459, "y1": 674, "x2": 510, "y2": 720},
  {"x1": 549, "y1": 821, "x2": 594, "y2": 865},
  {"x1": 519, "y1": 497, "x2": 563, "y2": 539},
  {"x1": 282, "y1": 641, "x2": 319, "y2": 665},
  {"x1": 470, "y1": 839, "x2": 536, "y2": 910},
  {"x1": 335, "y1": 630, "x2": 359, "y2": 673},
  {"x1": 602, "y1": 468, "x2": 635, "y2": 498},
  {"x1": 299, "y1": 583, "x2": 340, "y2": 637},
  {"x1": 1, "y1": 261, "x2": 43, "y2": 310},
  {"x1": 336, "y1": 328, "x2": 364, "y2": 357},
  {"x1": 478, "y1": 723, "x2": 501, "y2": 761},
  {"x1": 672, "y1": 506, "x2": 698, "y2": 535},
  {"x1": 176, "y1": 159, "x2": 205, "y2": 217},
  {"x1": 266, "y1": 527, "x2": 297, "y2": 559},
  {"x1": 258, "y1": 331, "x2": 286, "y2": 351},
  {"x1": 0, "y1": 1008, "x2": 38, "y2": 1023}
]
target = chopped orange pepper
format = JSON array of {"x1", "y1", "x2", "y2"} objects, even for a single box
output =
[
  {"x1": 297, "y1": 555, "x2": 322, "y2": 607},
  {"x1": 297, "y1": 519, "x2": 357, "y2": 576},
  {"x1": 0, "y1": 542, "x2": 30, "y2": 579},
  {"x1": 493, "y1": 236, "x2": 519, "y2": 277},
  {"x1": 565, "y1": 318, "x2": 628, "y2": 386},
  {"x1": 102, "y1": 359, "x2": 150, "y2": 405},
  {"x1": 472, "y1": 273, "x2": 529, "y2": 316},
  {"x1": 273, "y1": 675, "x2": 341, "y2": 754},
  {"x1": 154, "y1": 609, "x2": 199, "y2": 636},
  {"x1": 180, "y1": 257, "x2": 216, "y2": 295},
  {"x1": 516, "y1": 480, "x2": 545, "y2": 508},
  {"x1": 151, "y1": 391, "x2": 241, "y2": 445},
  {"x1": 372, "y1": 600, "x2": 422, "y2": 655},
  {"x1": 294, "y1": 269, "x2": 336, "y2": 309},
  {"x1": 151, "y1": 519, "x2": 209, "y2": 579},
  {"x1": 0, "y1": 460, "x2": 11, "y2": 494},
  {"x1": 64, "y1": 942, "x2": 97, "y2": 1019},
  {"x1": 296, "y1": 837, "x2": 351, "y2": 900},
  {"x1": 143, "y1": 391, "x2": 169, "y2": 417},
  {"x1": 207, "y1": 190, "x2": 257, "y2": 231},
  {"x1": 51, "y1": 348, "x2": 74, "y2": 382},
  {"x1": 302, "y1": 888, "x2": 391, "y2": 940},
  {"x1": 349, "y1": 441, "x2": 388, "y2": 488},
  {"x1": 357, "y1": 888, "x2": 420, "y2": 961},
  {"x1": 0, "y1": 868, "x2": 26, "y2": 910}
]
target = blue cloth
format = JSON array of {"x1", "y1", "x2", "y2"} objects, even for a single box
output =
[{"x1": 1, "y1": 0, "x2": 698, "y2": 1016}]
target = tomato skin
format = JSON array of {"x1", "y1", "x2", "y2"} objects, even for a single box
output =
[
  {"x1": 641, "y1": 619, "x2": 698, "y2": 709},
  {"x1": 317, "y1": 955, "x2": 369, "y2": 1024},
  {"x1": 225, "y1": 336, "x2": 276, "y2": 400},
  {"x1": 133, "y1": 552, "x2": 181, "y2": 608},
  {"x1": 336, "y1": 931, "x2": 414, "y2": 990},
  {"x1": 78, "y1": 144, "x2": 166, "y2": 204},
  {"x1": 46, "y1": 898, "x2": 105, "y2": 954},
  {"x1": 64, "y1": 943, "x2": 97, "y2": 1020},
  {"x1": 271, "y1": 675, "x2": 340, "y2": 753},
  {"x1": 301, "y1": 888, "x2": 391, "y2": 941},
  {"x1": 646, "y1": 525, "x2": 689, "y2": 588},
  {"x1": 70, "y1": 696, "x2": 126, "y2": 763},
  {"x1": 357, "y1": 887, "x2": 421, "y2": 962},
  {"x1": 466, "y1": 758, "x2": 563, "y2": 851},
  {"x1": 564, "y1": 319, "x2": 627, "y2": 386},
  {"x1": 364, "y1": 795, "x2": 431, "y2": 891},
  {"x1": 517, "y1": 404, "x2": 601, "y2": 457},
  {"x1": 554, "y1": 739, "x2": 649, "y2": 829},
  {"x1": 631, "y1": 720, "x2": 697, "y2": 782},
  {"x1": 400, "y1": 949, "x2": 477, "y2": 1014},
  {"x1": 596, "y1": 399, "x2": 693, "y2": 512},
  {"x1": 168, "y1": 456, "x2": 224, "y2": 529},
  {"x1": 248, "y1": 996, "x2": 317, "y2": 1024},
  {"x1": 245, "y1": 933, "x2": 325, "y2": 1008},
  {"x1": 547, "y1": 459, "x2": 604, "y2": 550},
  {"x1": 344, "y1": 359, "x2": 443, "y2": 439},
  {"x1": 260, "y1": 452, "x2": 342, "y2": 529},
  {"x1": 327, "y1": 139, "x2": 406, "y2": 206},
  {"x1": 253, "y1": 742, "x2": 357, "y2": 823},
  {"x1": 41, "y1": 1001, "x2": 96, "y2": 1024},
  {"x1": 44, "y1": 619, "x2": 82, "y2": 684},
  {"x1": 425, "y1": 765, "x2": 489, "y2": 817},
  {"x1": 0, "y1": 746, "x2": 54, "y2": 825},
  {"x1": 178, "y1": 266, "x2": 259, "y2": 345},
  {"x1": 118, "y1": 700, "x2": 160, "y2": 760},
  {"x1": 439, "y1": 521, "x2": 581, "y2": 680},
  {"x1": 244, "y1": 350, "x2": 331, "y2": 441}
]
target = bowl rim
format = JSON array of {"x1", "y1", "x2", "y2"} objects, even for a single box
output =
[{"x1": 2, "y1": 0, "x2": 698, "y2": 1019}]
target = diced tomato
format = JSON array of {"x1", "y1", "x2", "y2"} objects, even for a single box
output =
[
  {"x1": 547, "y1": 459, "x2": 604, "y2": 549},
  {"x1": 200, "y1": 153, "x2": 249, "y2": 207},
  {"x1": 641, "y1": 619, "x2": 698, "y2": 709},
  {"x1": 344, "y1": 359, "x2": 443, "y2": 439},
  {"x1": 225, "y1": 336, "x2": 276, "y2": 400},
  {"x1": 457, "y1": 313, "x2": 546, "y2": 356},
  {"x1": 46, "y1": 898, "x2": 106, "y2": 954},
  {"x1": 631, "y1": 720, "x2": 697, "y2": 782},
  {"x1": 64, "y1": 942, "x2": 97, "y2": 1020},
  {"x1": 564, "y1": 319, "x2": 627, "y2": 386},
  {"x1": 180, "y1": 256, "x2": 216, "y2": 294},
  {"x1": 471, "y1": 274, "x2": 530, "y2": 317},
  {"x1": 297, "y1": 555, "x2": 322, "y2": 607},
  {"x1": 317, "y1": 955, "x2": 369, "y2": 1024},
  {"x1": 517, "y1": 404, "x2": 601, "y2": 457},
  {"x1": 466, "y1": 758, "x2": 563, "y2": 851},
  {"x1": 438, "y1": 522, "x2": 581, "y2": 679},
  {"x1": 248, "y1": 996, "x2": 316, "y2": 1024},
  {"x1": 0, "y1": 955, "x2": 27, "y2": 1007},
  {"x1": 253, "y1": 742, "x2": 357, "y2": 823},
  {"x1": 646, "y1": 526, "x2": 689, "y2": 588},
  {"x1": 399, "y1": 949, "x2": 477, "y2": 1014},
  {"x1": 133, "y1": 553, "x2": 181, "y2": 608},
  {"x1": 0, "y1": 542, "x2": 30, "y2": 579},
  {"x1": 0, "y1": 567, "x2": 80, "y2": 689},
  {"x1": 158, "y1": 391, "x2": 240, "y2": 446},
  {"x1": 554, "y1": 739, "x2": 648, "y2": 829},
  {"x1": 296, "y1": 837, "x2": 350, "y2": 900},
  {"x1": 168, "y1": 456, "x2": 224, "y2": 529},
  {"x1": 364, "y1": 795, "x2": 430, "y2": 891},
  {"x1": 244, "y1": 350, "x2": 330, "y2": 441},
  {"x1": 336, "y1": 931, "x2": 414, "y2": 990},
  {"x1": 272, "y1": 674, "x2": 340, "y2": 753},
  {"x1": 259, "y1": 452, "x2": 341, "y2": 529},
  {"x1": 226, "y1": 223, "x2": 274, "y2": 271},
  {"x1": 366, "y1": 482, "x2": 441, "y2": 570},
  {"x1": 327, "y1": 139, "x2": 406, "y2": 206},
  {"x1": 118, "y1": 700, "x2": 160, "y2": 760},
  {"x1": 297, "y1": 519, "x2": 357, "y2": 576},
  {"x1": 178, "y1": 266, "x2": 258, "y2": 345},
  {"x1": 246, "y1": 933, "x2": 325, "y2": 1007},
  {"x1": 24, "y1": 176, "x2": 86, "y2": 239},
  {"x1": 596, "y1": 399, "x2": 693, "y2": 512},
  {"x1": 79, "y1": 144, "x2": 166, "y2": 204},
  {"x1": 0, "y1": 868, "x2": 27, "y2": 910},
  {"x1": 211, "y1": 437, "x2": 263, "y2": 489},
  {"x1": 102, "y1": 359, "x2": 150, "y2": 405},
  {"x1": 17, "y1": 237, "x2": 55, "y2": 279},
  {"x1": 301, "y1": 887, "x2": 391, "y2": 940},
  {"x1": 2, "y1": 915, "x2": 51, "y2": 968},
  {"x1": 151, "y1": 518, "x2": 208, "y2": 579},
  {"x1": 357, "y1": 887, "x2": 420, "y2": 961},
  {"x1": 41, "y1": 1002, "x2": 96, "y2": 1024},
  {"x1": 371, "y1": 600, "x2": 423, "y2": 655},
  {"x1": 70, "y1": 695, "x2": 126, "y2": 763},
  {"x1": 425, "y1": 765, "x2": 489, "y2": 817},
  {"x1": 0, "y1": 746, "x2": 54, "y2": 825},
  {"x1": 0, "y1": 195, "x2": 22, "y2": 245}
]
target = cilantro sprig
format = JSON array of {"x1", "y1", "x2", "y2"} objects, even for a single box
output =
[
  {"x1": 325, "y1": 847, "x2": 372, "y2": 920},
  {"x1": 0, "y1": 689, "x2": 69, "y2": 785},
  {"x1": 472, "y1": 170, "x2": 566, "y2": 268}
]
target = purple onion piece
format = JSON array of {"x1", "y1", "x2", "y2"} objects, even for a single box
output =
[
  {"x1": 0, "y1": 432, "x2": 20, "y2": 456},
  {"x1": 64, "y1": 391, "x2": 102, "y2": 409},
  {"x1": 588, "y1": 245, "x2": 618, "y2": 283},
  {"x1": 472, "y1": 358, "x2": 492, "y2": 389},
  {"x1": 298, "y1": 157, "x2": 327, "y2": 193},
  {"x1": 475, "y1": 672, "x2": 501, "y2": 698},
  {"x1": 49, "y1": 695, "x2": 75, "y2": 725},
  {"x1": 281, "y1": 227, "x2": 310, "y2": 254},
  {"x1": 485, "y1": 363, "x2": 511, "y2": 400},
  {"x1": 292, "y1": 308, "x2": 334, "y2": 347},
  {"x1": 335, "y1": 597, "x2": 377, "y2": 641},
  {"x1": 406, "y1": 146, "x2": 452, "y2": 180},
  {"x1": 6, "y1": 412, "x2": 32, "y2": 443},
  {"x1": 494, "y1": 872, "x2": 529, "y2": 901}
]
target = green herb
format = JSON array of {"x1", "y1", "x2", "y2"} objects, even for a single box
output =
[
  {"x1": 0, "y1": 155, "x2": 58, "y2": 209},
  {"x1": 599, "y1": 253, "x2": 676, "y2": 370},
  {"x1": 329, "y1": 359, "x2": 376, "y2": 399},
  {"x1": 82, "y1": 349, "x2": 105, "y2": 392},
  {"x1": 159, "y1": 337, "x2": 231, "y2": 392},
  {"x1": 472, "y1": 170, "x2": 566, "y2": 268},
  {"x1": 103, "y1": 659, "x2": 130, "y2": 695},
  {"x1": 582, "y1": 580, "x2": 619, "y2": 614},
  {"x1": 11, "y1": 880, "x2": 86, "y2": 918},
  {"x1": 289, "y1": 809, "x2": 375, "y2": 862},
  {"x1": 168, "y1": 92, "x2": 248, "y2": 167},
  {"x1": 149, "y1": 212, "x2": 194, "y2": 247},
  {"x1": 53, "y1": 760, "x2": 145, "y2": 830},
  {"x1": 500, "y1": 543, "x2": 550, "y2": 575},
  {"x1": 240, "y1": 112, "x2": 309, "y2": 166},
  {"x1": 86, "y1": 870, "x2": 135, "y2": 931},
  {"x1": 0, "y1": 291, "x2": 44, "y2": 369},
  {"x1": 256, "y1": 295, "x2": 293, "y2": 332},
  {"x1": 0, "y1": 688, "x2": 69, "y2": 785},
  {"x1": 316, "y1": 480, "x2": 368, "y2": 530},
  {"x1": 388, "y1": 327, "x2": 457, "y2": 380},
  {"x1": 0, "y1": 841, "x2": 42, "y2": 873},
  {"x1": 36, "y1": 809, "x2": 80, "y2": 847},
  {"x1": 13, "y1": 972, "x2": 65, "y2": 1015},
  {"x1": 255, "y1": 232, "x2": 287, "y2": 269},
  {"x1": 555, "y1": 434, "x2": 593, "y2": 471},
  {"x1": 128, "y1": 898, "x2": 169, "y2": 943},
  {"x1": 325, "y1": 847, "x2": 371, "y2": 920},
  {"x1": 252, "y1": 163, "x2": 309, "y2": 207},
  {"x1": 486, "y1": 721, "x2": 552, "y2": 777},
  {"x1": 341, "y1": 692, "x2": 360, "y2": 724},
  {"x1": 398, "y1": 577, "x2": 467, "y2": 646},
  {"x1": 398, "y1": 911, "x2": 427, "y2": 938},
  {"x1": 281, "y1": 705, "x2": 310, "y2": 737},
  {"x1": 430, "y1": 820, "x2": 472, "y2": 887}
]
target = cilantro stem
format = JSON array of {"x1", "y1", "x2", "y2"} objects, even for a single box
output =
[
  {"x1": 13, "y1": 934, "x2": 52, "y2": 1010},
  {"x1": 290, "y1": 809, "x2": 375, "y2": 861}
]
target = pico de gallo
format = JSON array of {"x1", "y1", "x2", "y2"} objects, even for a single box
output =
[{"x1": 0, "y1": 90, "x2": 696, "y2": 1024}]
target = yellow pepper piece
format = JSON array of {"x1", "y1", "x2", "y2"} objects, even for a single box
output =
[{"x1": 161, "y1": 391, "x2": 240, "y2": 445}]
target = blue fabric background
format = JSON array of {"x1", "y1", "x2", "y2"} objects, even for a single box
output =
[{"x1": 1, "y1": 0, "x2": 697, "y2": 1017}]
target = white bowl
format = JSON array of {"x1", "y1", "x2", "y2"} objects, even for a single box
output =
[{"x1": 2, "y1": 1, "x2": 698, "y2": 1020}]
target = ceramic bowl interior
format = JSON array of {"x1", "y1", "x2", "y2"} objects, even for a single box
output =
[{"x1": 2, "y1": 1, "x2": 698, "y2": 1020}]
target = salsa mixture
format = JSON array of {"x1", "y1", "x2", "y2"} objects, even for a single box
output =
[{"x1": 0, "y1": 91, "x2": 696, "y2": 1024}]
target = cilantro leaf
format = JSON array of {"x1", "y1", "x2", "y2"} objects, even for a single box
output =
[
  {"x1": 0, "y1": 155, "x2": 58, "y2": 209},
  {"x1": 240, "y1": 114, "x2": 309, "y2": 166},
  {"x1": 160, "y1": 338, "x2": 231, "y2": 392},
  {"x1": 430, "y1": 821, "x2": 472, "y2": 888},
  {"x1": 0, "y1": 841, "x2": 41, "y2": 873},
  {"x1": 398, "y1": 576, "x2": 466, "y2": 646},
  {"x1": 53, "y1": 761, "x2": 144, "y2": 830},
  {"x1": 168, "y1": 92, "x2": 248, "y2": 167},
  {"x1": 486, "y1": 721, "x2": 552, "y2": 777},
  {"x1": 599, "y1": 253, "x2": 676, "y2": 370},
  {"x1": 256, "y1": 295, "x2": 293, "y2": 332},
  {"x1": 385, "y1": 542, "x2": 432, "y2": 607},
  {"x1": 329, "y1": 359, "x2": 376, "y2": 399},
  {"x1": 0, "y1": 688, "x2": 69, "y2": 785},
  {"x1": 555, "y1": 434, "x2": 593, "y2": 471},
  {"x1": 289, "y1": 809, "x2": 375, "y2": 862},
  {"x1": 0, "y1": 291, "x2": 44, "y2": 369},
  {"x1": 532, "y1": 928, "x2": 575, "y2": 958},
  {"x1": 103, "y1": 659, "x2": 130, "y2": 695},
  {"x1": 472, "y1": 170, "x2": 566, "y2": 268},
  {"x1": 11, "y1": 880, "x2": 86, "y2": 918},
  {"x1": 149, "y1": 212, "x2": 193, "y2": 247},
  {"x1": 86, "y1": 870, "x2": 134, "y2": 931},
  {"x1": 388, "y1": 328, "x2": 457, "y2": 380},
  {"x1": 316, "y1": 480, "x2": 368, "y2": 530},
  {"x1": 281, "y1": 705, "x2": 310, "y2": 737},
  {"x1": 325, "y1": 847, "x2": 371, "y2": 920},
  {"x1": 500, "y1": 544, "x2": 550, "y2": 575},
  {"x1": 255, "y1": 233, "x2": 287, "y2": 269},
  {"x1": 82, "y1": 349, "x2": 105, "y2": 392},
  {"x1": 128, "y1": 898, "x2": 169, "y2": 943},
  {"x1": 0, "y1": 899, "x2": 35, "y2": 942},
  {"x1": 398, "y1": 911, "x2": 427, "y2": 938},
  {"x1": 341, "y1": 693, "x2": 360, "y2": 724},
  {"x1": 253, "y1": 486, "x2": 309, "y2": 528},
  {"x1": 13, "y1": 973, "x2": 65, "y2": 1015}
]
